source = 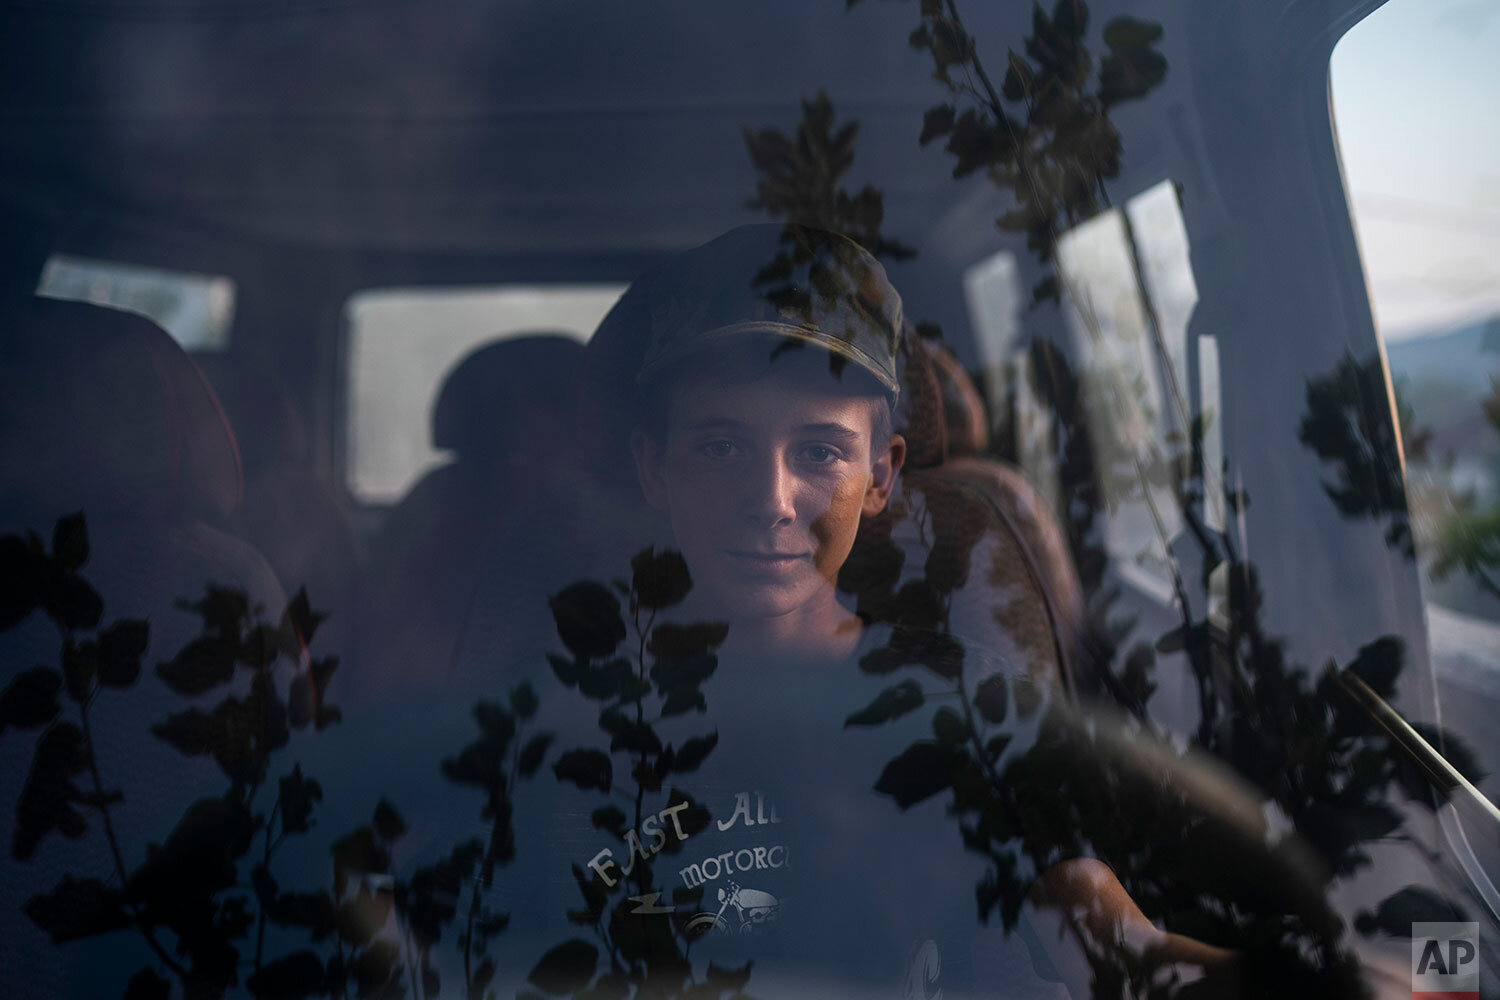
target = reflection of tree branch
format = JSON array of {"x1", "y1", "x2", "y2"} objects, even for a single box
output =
[{"x1": 77, "y1": 694, "x2": 189, "y2": 980}]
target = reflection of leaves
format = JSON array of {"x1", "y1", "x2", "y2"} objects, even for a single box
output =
[
  {"x1": 510, "y1": 680, "x2": 540, "y2": 719},
  {"x1": 1345, "y1": 635, "x2": 1404, "y2": 701},
  {"x1": 0, "y1": 528, "x2": 354, "y2": 995},
  {"x1": 553, "y1": 748, "x2": 614, "y2": 792},
  {"x1": 122, "y1": 969, "x2": 171, "y2": 1000},
  {"x1": 1403, "y1": 722, "x2": 1488, "y2": 805},
  {"x1": 591, "y1": 806, "x2": 628, "y2": 838},
  {"x1": 45, "y1": 574, "x2": 104, "y2": 631},
  {"x1": 0, "y1": 666, "x2": 63, "y2": 733},
  {"x1": 1299, "y1": 352, "x2": 1413, "y2": 556},
  {"x1": 331, "y1": 827, "x2": 391, "y2": 899},
  {"x1": 51, "y1": 511, "x2": 90, "y2": 571},
  {"x1": 874, "y1": 741, "x2": 963, "y2": 809},
  {"x1": 1354, "y1": 886, "x2": 1467, "y2": 937},
  {"x1": 518, "y1": 732, "x2": 554, "y2": 777},
  {"x1": 13, "y1": 721, "x2": 92, "y2": 860},
  {"x1": 150, "y1": 707, "x2": 217, "y2": 756},
  {"x1": 845, "y1": 679, "x2": 925, "y2": 727},
  {"x1": 132, "y1": 797, "x2": 254, "y2": 900},
  {"x1": 528, "y1": 938, "x2": 599, "y2": 995},
  {"x1": 156, "y1": 636, "x2": 236, "y2": 696},
  {"x1": 549, "y1": 582, "x2": 627, "y2": 660},
  {"x1": 647, "y1": 622, "x2": 729, "y2": 659},
  {"x1": 631, "y1": 547, "x2": 693, "y2": 610},
  {"x1": 278, "y1": 587, "x2": 326, "y2": 653},
  {"x1": 973, "y1": 675, "x2": 1009, "y2": 724},
  {"x1": 96, "y1": 618, "x2": 148, "y2": 687},
  {"x1": 244, "y1": 950, "x2": 327, "y2": 1000},
  {"x1": 1099, "y1": 17, "x2": 1167, "y2": 106},
  {"x1": 601, "y1": 708, "x2": 663, "y2": 755},
  {"x1": 672, "y1": 733, "x2": 719, "y2": 773},
  {"x1": 0, "y1": 532, "x2": 45, "y2": 630},
  {"x1": 372, "y1": 798, "x2": 408, "y2": 843},
  {"x1": 24, "y1": 875, "x2": 131, "y2": 943},
  {"x1": 891, "y1": 0, "x2": 1168, "y2": 301},
  {"x1": 579, "y1": 657, "x2": 646, "y2": 702},
  {"x1": 744, "y1": 91, "x2": 916, "y2": 262}
]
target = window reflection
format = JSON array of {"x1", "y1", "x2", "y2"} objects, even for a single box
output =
[{"x1": 36, "y1": 254, "x2": 235, "y2": 353}]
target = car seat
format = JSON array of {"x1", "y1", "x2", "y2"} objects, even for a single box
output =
[
  {"x1": 197, "y1": 354, "x2": 365, "y2": 662},
  {"x1": 358, "y1": 334, "x2": 589, "y2": 698},
  {"x1": 0, "y1": 296, "x2": 292, "y2": 999}
]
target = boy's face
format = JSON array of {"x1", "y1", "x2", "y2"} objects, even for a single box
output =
[{"x1": 632, "y1": 351, "x2": 904, "y2": 624}]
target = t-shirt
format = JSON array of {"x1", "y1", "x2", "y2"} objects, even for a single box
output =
[{"x1": 458, "y1": 621, "x2": 1068, "y2": 999}]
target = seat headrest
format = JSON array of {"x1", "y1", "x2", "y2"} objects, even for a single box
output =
[
  {"x1": 923, "y1": 340, "x2": 990, "y2": 457},
  {"x1": 433, "y1": 334, "x2": 585, "y2": 457},
  {"x1": 893, "y1": 327, "x2": 946, "y2": 470},
  {"x1": 0, "y1": 298, "x2": 242, "y2": 523}
]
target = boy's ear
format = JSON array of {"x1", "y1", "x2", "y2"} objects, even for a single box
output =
[
  {"x1": 862, "y1": 433, "x2": 906, "y2": 518},
  {"x1": 631, "y1": 427, "x2": 670, "y2": 511}
]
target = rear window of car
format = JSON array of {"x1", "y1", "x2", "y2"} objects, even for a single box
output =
[{"x1": 343, "y1": 283, "x2": 625, "y2": 503}]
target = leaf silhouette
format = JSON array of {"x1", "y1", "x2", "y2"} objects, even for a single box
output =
[
  {"x1": 973, "y1": 674, "x2": 1009, "y2": 724},
  {"x1": 646, "y1": 622, "x2": 729, "y2": 659},
  {"x1": 331, "y1": 827, "x2": 390, "y2": 898},
  {"x1": 50, "y1": 510, "x2": 89, "y2": 572},
  {"x1": 549, "y1": 582, "x2": 627, "y2": 660},
  {"x1": 122, "y1": 968, "x2": 171, "y2": 1000},
  {"x1": 553, "y1": 748, "x2": 613, "y2": 792},
  {"x1": 372, "y1": 799, "x2": 407, "y2": 843},
  {"x1": 244, "y1": 950, "x2": 327, "y2": 1000},
  {"x1": 155, "y1": 636, "x2": 236, "y2": 696},
  {"x1": 23, "y1": 875, "x2": 130, "y2": 943},
  {"x1": 60, "y1": 637, "x2": 97, "y2": 702},
  {"x1": 510, "y1": 680, "x2": 540, "y2": 719},
  {"x1": 518, "y1": 732, "x2": 555, "y2": 777},
  {"x1": 845, "y1": 679, "x2": 925, "y2": 727},
  {"x1": 278, "y1": 587, "x2": 326, "y2": 653},
  {"x1": 1354, "y1": 886, "x2": 1467, "y2": 937},
  {"x1": 528, "y1": 938, "x2": 599, "y2": 996},
  {"x1": 659, "y1": 687, "x2": 707, "y2": 717},
  {"x1": 579, "y1": 658, "x2": 644, "y2": 702},
  {"x1": 150, "y1": 708, "x2": 216, "y2": 757},
  {"x1": 672, "y1": 733, "x2": 719, "y2": 774},
  {"x1": 0, "y1": 532, "x2": 45, "y2": 630},
  {"x1": 874, "y1": 741, "x2": 962, "y2": 809},
  {"x1": 630, "y1": 547, "x2": 693, "y2": 610},
  {"x1": 44, "y1": 573, "x2": 103, "y2": 632},
  {"x1": 96, "y1": 618, "x2": 148, "y2": 687},
  {"x1": 13, "y1": 720, "x2": 91, "y2": 860},
  {"x1": 0, "y1": 666, "x2": 62, "y2": 732}
]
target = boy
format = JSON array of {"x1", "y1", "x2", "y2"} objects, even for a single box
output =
[
  {"x1": 628, "y1": 223, "x2": 906, "y2": 658},
  {"x1": 610, "y1": 223, "x2": 1244, "y2": 996}
]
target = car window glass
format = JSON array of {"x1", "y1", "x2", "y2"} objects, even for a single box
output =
[
  {"x1": 35, "y1": 253, "x2": 235, "y2": 352},
  {"x1": 1332, "y1": 0, "x2": 1500, "y2": 804}
]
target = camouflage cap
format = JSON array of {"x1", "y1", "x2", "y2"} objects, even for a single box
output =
[{"x1": 634, "y1": 224, "x2": 902, "y2": 398}]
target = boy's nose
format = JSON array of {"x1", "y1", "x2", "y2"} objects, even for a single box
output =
[{"x1": 739, "y1": 453, "x2": 797, "y2": 527}]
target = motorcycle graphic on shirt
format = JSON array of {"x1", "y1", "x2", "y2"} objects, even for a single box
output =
[{"x1": 686, "y1": 880, "x2": 782, "y2": 935}]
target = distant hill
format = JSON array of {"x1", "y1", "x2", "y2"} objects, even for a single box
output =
[{"x1": 1386, "y1": 314, "x2": 1500, "y2": 393}]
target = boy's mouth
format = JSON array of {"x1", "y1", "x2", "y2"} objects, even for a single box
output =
[{"x1": 723, "y1": 550, "x2": 810, "y2": 574}]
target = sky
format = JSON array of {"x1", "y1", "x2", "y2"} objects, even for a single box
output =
[{"x1": 1330, "y1": 0, "x2": 1500, "y2": 341}]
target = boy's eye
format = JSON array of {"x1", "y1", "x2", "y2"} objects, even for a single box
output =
[
  {"x1": 700, "y1": 440, "x2": 739, "y2": 460},
  {"x1": 799, "y1": 444, "x2": 840, "y2": 464}
]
